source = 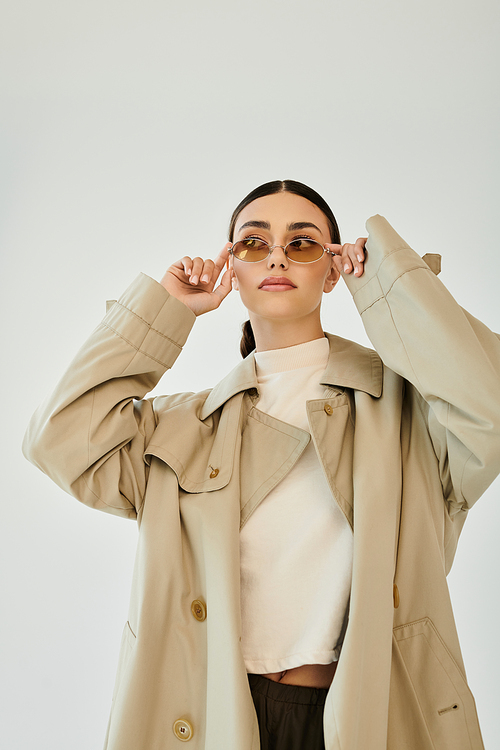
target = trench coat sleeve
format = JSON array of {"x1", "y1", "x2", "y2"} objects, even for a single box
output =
[
  {"x1": 343, "y1": 215, "x2": 500, "y2": 516},
  {"x1": 22, "y1": 273, "x2": 196, "y2": 518}
]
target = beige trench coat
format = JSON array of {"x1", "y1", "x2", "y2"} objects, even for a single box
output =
[{"x1": 23, "y1": 216, "x2": 500, "y2": 750}]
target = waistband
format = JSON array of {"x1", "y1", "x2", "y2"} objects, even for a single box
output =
[{"x1": 248, "y1": 673, "x2": 329, "y2": 706}]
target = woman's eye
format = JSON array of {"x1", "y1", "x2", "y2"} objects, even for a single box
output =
[
  {"x1": 289, "y1": 236, "x2": 313, "y2": 248},
  {"x1": 242, "y1": 236, "x2": 267, "y2": 247}
]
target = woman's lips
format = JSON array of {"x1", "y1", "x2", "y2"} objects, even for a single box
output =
[{"x1": 258, "y1": 276, "x2": 297, "y2": 291}]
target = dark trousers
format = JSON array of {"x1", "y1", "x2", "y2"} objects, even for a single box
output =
[{"x1": 248, "y1": 673, "x2": 328, "y2": 750}]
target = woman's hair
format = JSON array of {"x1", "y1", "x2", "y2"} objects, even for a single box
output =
[{"x1": 228, "y1": 180, "x2": 341, "y2": 358}]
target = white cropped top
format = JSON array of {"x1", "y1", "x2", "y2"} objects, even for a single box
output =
[{"x1": 239, "y1": 337, "x2": 353, "y2": 674}]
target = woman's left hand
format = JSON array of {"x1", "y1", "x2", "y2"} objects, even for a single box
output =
[{"x1": 325, "y1": 237, "x2": 367, "y2": 277}]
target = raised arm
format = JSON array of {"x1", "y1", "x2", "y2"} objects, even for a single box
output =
[
  {"x1": 22, "y1": 245, "x2": 233, "y2": 519},
  {"x1": 342, "y1": 215, "x2": 500, "y2": 514}
]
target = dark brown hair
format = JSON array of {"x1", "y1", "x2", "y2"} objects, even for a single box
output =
[{"x1": 228, "y1": 180, "x2": 341, "y2": 358}]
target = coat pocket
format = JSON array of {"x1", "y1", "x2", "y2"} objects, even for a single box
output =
[
  {"x1": 389, "y1": 618, "x2": 483, "y2": 750},
  {"x1": 111, "y1": 621, "x2": 137, "y2": 702}
]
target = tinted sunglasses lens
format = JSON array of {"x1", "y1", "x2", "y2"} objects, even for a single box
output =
[
  {"x1": 287, "y1": 239, "x2": 324, "y2": 262},
  {"x1": 232, "y1": 239, "x2": 269, "y2": 262}
]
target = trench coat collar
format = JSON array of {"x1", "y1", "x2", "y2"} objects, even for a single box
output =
[{"x1": 200, "y1": 333, "x2": 383, "y2": 420}]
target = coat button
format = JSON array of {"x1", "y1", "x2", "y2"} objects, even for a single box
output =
[
  {"x1": 191, "y1": 599, "x2": 207, "y2": 621},
  {"x1": 393, "y1": 583, "x2": 400, "y2": 608},
  {"x1": 324, "y1": 404, "x2": 334, "y2": 415},
  {"x1": 173, "y1": 718, "x2": 193, "y2": 741},
  {"x1": 209, "y1": 467, "x2": 219, "y2": 478}
]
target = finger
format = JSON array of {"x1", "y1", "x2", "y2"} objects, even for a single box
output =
[
  {"x1": 212, "y1": 267, "x2": 233, "y2": 303},
  {"x1": 213, "y1": 243, "x2": 233, "y2": 278},
  {"x1": 345, "y1": 243, "x2": 363, "y2": 277},
  {"x1": 355, "y1": 237, "x2": 367, "y2": 262},
  {"x1": 341, "y1": 244, "x2": 354, "y2": 274},
  {"x1": 177, "y1": 256, "x2": 194, "y2": 278},
  {"x1": 325, "y1": 243, "x2": 342, "y2": 256},
  {"x1": 189, "y1": 257, "x2": 205, "y2": 285},
  {"x1": 350, "y1": 237, "x2": 367, "y2": 276},
  {"x1": 199, "y1": 259, "x2": 215, "y2": 284}
]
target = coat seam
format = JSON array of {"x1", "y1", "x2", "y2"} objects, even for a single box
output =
[
  {"x1": 363, "y1": 278, "x2": 426, "y2": 395},
  {"x1": 108, "y1": 300, "x2": 185, "y2": 346},
  {"x1": 356, "y1": 266, "x2": 432, "y2": 315},
  {"x1": 350, "y1": 244, "x2": 410, "y2": 296},
  {"x1": 102, "y1": 323, "x2": 175, "y2": 367}
]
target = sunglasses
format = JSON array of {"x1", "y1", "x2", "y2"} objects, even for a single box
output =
[{"x1": 229, "y1": 237, "x2": 335, "y2": 264}]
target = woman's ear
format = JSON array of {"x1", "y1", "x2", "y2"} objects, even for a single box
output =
[{"x1": 323, "y1": 262, "x2": 340, "y2": 294}]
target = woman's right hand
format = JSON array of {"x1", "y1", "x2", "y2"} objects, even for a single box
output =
[{"x1": 159, "y1": 243, "x2": 234, "y2": 316}]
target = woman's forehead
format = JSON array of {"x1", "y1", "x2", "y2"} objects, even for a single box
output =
[{"x1": 235, "y1": 193, "x2": 329, "y2": 235}]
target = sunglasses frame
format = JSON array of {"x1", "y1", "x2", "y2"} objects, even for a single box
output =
[{"x1": 229, "y1": 237, "x2": 336, "y2": 264}]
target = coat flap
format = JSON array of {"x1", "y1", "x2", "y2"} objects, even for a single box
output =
[
  {"x1": 421, "y1": 253, "x2": 441, "y2": 276},
  {"x1": 239, "y1": 404, "x2": 311, "y2": 529},
  {"x1": 307, "y1": 390, "x2": 354, "y2": 529},
  {"x1": 144, "y1": 392, "x2": 244, "y2": 492}
]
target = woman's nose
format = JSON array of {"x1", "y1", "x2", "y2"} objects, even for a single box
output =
[{"x1": 267, "y1": 245, "x2": 288, "y2": 269}]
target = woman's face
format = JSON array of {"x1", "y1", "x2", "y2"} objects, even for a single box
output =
[{"x1": 230, "y1": 192, "x2": 340, "y2": 324}]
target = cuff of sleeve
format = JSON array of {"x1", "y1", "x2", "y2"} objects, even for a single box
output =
[
  {"x1": 343, "y1": 215, "x2": 434, "y2": 314},
  {"x1": 102, "y1": 273, "x2": 197, "y2": 367}
]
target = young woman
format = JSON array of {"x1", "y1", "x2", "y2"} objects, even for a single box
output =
[{"x1": 23, "y1": 180, "x2": 500, "y2": 750}]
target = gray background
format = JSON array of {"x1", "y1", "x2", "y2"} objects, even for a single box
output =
[{"x1": 1, "y1": 0, "x2": 499, "y2": 747}]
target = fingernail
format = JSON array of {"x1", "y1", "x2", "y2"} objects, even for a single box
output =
[
  {"x1": 344, "y1": 264, "x2": 350, "y2": 273},
  {"x1": 201, "y1": 274, "x2": 210, "y2": 283},
  {"x1": 357, "y1": 254, "x2": 363, "y2": 262},
  {"x1": 191, "y1": 275, "x2": 198, "y2": 284}
]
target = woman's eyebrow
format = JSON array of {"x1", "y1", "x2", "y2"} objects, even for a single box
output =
[
  {"x1": 287, "y1": 221, "x2": 321, "y2": 232},
  {"x1": 237, "y1": 220, "x2": 321, "y2": 233}
]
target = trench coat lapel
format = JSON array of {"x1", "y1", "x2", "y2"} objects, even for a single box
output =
[
  {"x1": 307, "y1": 390, "x2": 355, "y2": 529},
  {"x1": 239, "y1": 399, "x2": 311, "y2": 528},
  {"x1": 200, "y1": 333, "x2": 382, "y2": 422},
  {"x1": 145, "y1": 335, "x2": 383, "y2": 535},
  {"x1": 197, "y1": 333, "x2": 383, "y2": 531}
]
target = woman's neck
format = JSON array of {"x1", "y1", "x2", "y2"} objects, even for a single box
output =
[{"x1": 250, "y1": 310, "x2": 326, "y2": 352}]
